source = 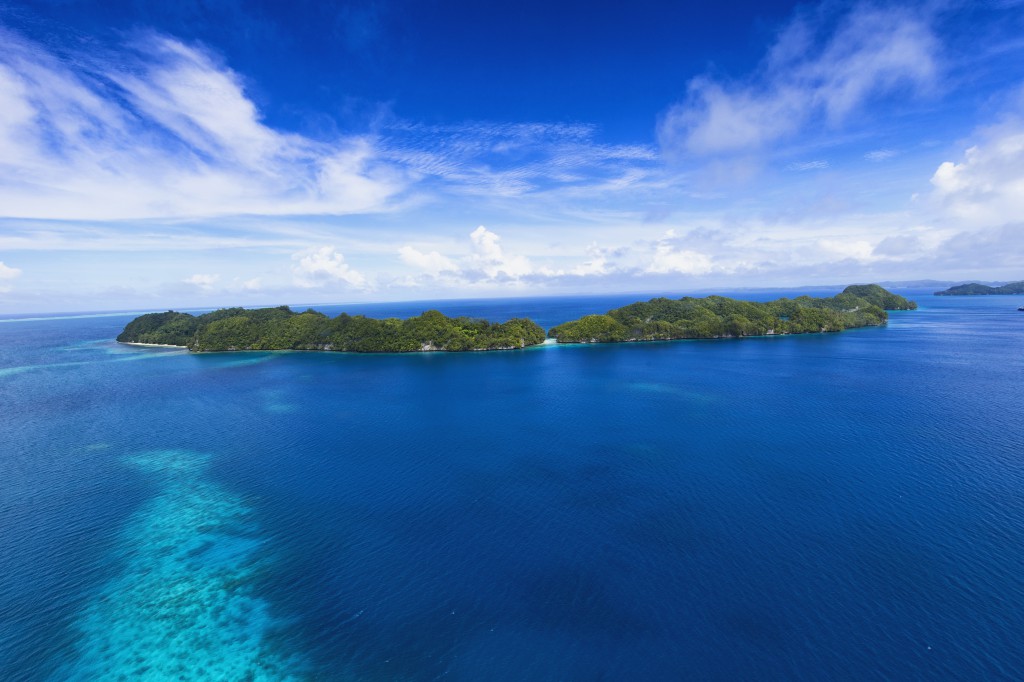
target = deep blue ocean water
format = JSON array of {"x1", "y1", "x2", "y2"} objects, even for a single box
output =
[{"x1": 1, "y1": 289, "x2": 1023, "y2": 681}]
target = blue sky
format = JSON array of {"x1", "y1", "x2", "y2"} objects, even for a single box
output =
[{"x1": 1, "y1": 0, "x2": 1023, "y2": 312}]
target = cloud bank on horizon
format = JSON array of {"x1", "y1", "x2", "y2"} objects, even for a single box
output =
[{"x1": 0, "y1": 0, "x2": 1022, "y2": 312}]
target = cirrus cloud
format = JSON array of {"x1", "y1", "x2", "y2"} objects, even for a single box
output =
[
  {"x1": 659, "y1": 4, "x2": 938, "y2": 157},
  {"x1": 0, "y1": 29, "x2": 409, "y2": 221}
]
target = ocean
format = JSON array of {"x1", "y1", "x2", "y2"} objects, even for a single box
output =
[{"x1": 1, "y1": 289, "x2": 1022, "y2": 680}]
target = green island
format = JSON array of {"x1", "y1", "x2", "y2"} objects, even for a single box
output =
[
  {"x1": 548, "y1": 284, "x2": 916, "y2": 344},
  {"x1": 934, "y1": 281, "x2": 1024, "y2": 296},
  {"x1": 117, "y1": 307, "x2": 547, "y2": 352},
  {"x1": 117, "y1": 284, "x2": 916, "y2": 352}
]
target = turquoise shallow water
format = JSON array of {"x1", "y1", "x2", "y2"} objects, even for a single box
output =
[
  {"x1": 59, "y1": 449, "x2": 305, "y2": 681},
  {"x1": 1, "y1": 290, "x2": 1023, "y2": 680}
]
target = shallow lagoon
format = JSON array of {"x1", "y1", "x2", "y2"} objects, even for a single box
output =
[{"x1": 2, "y1": 290, "x2": 1023, "y2": 680}]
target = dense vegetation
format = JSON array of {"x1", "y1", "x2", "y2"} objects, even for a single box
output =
[
  {"x1": 934, "y1": 281, "x2": 1024, "y2": 296},
  {"x1": 118, "y1": 285, "x2": 917, "y2": 351},
  {"x1": 117, "y1": 306, "x2": 547, "y2": 352},
  {"x1": 548, "y1": 285, "x2": 917, "y2": 344},
  {"x1": 841, "y1": 283, "x2": 918, "y2": 310}
]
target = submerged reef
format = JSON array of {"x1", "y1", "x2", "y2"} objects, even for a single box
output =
[
  {"x1": 57, "y1": 450, "x2": 306, "y2": 681},
  {"x1": 117, "y1": 308, "x2": 546, "y2": 353},
  {"x1": 548, "y1": 284, "x2": 917, "y2": 344}
]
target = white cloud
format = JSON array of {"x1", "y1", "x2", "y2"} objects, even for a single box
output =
[
  {"x1": 0, "y1": 22, "x2": 667, "y2": 258},
  {"x1": 467, "y1": 226, "x2": 534, "y2": 279},
  {"x1": 0, "y1": 261, "x2": 21, "y2": 280},
  {"x1": 469, "y1": 226, "x2": 503, "y2": 262},
  {"x1": 661, "y1": 80, "x2": 804, "y2": 156},
  {"x1": 0, "y1": 30, "x2": 408, "y2": 221},
  {"x1": 4, "y1": 9, "x2": 1023, "y2": 309},
  {"x1": 646, "y1": 230, "x2": 715, "y2": 275},
  {"x1": 112, "y1": 37, "x2": 285, "y2": 168},
  {"x1": 0, "y1": 260, "x2": 21, "y2": 292},
  {"x1": 183, "y1": 273, "x2": 219, "y2": 290},
  {"x1": 571, "y1": 242, "x2": 613, "y2": 276},
  {"x1": 393, "y1": 221, "x2": 945, "y2": 290},
  {"x1": 659, "y1": 4, "x2": 937, "y2": 156},
  {"x1": 397, "y1": 226, "x2": 611, "y2": 285},
  {"x1": 398, "y1": 245, "x2": 458, "y2": 277},
  {"x1": 817, "y1": 238, "x2": 875, "y2": 262},
  {"x1": 929, "y1": 93, "x2": 1024, "y2": 227},
  {"x1": 871, "y1": 233, "x2": 925, "y2": 259},
  {"x1": 292, "y1": 246, "x2": 367, "y2": 289},
  {"x1": 930, "y1": 138, "x2": 1024, "y2": 223},
  {"x1": 930, "y1": 223, "x2": 1024, "y2": 274}
]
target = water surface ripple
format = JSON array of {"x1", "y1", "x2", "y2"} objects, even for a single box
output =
[{"x1": 1, "y1": 291, "x2": 1022, "y2": 680}]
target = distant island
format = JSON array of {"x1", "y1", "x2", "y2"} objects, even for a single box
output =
[
  {"x1": 117, "y1": 307, "x2": 546, "y2": 352},
  {"x1": 934, "y1": 281, "x2": 1024, "y2": 296},
  {"x1": 548, "y1": 284, "x2": 916, "y2": 344}
]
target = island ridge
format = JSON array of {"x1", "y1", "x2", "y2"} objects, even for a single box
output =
[
  {"x1": 118, "y1": 308, "x2": 547, "y2": 352},
  {"x1": 548, "y1": 284, "x2": 916, "y2": 344},
  {"x1": 934, "y1": 281, "x2": 1024, "y2": 296},
  {"x1": 117, "y1": 284, "x2": 916, "y2": 352}
]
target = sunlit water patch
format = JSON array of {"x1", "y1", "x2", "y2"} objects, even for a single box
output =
[
  {"x1": 196, "y1": 353, "x2": 280, "y2": 370},
  {"x1": 0, "y1": 365, "x2": 35, "y2": 378},
  {"x1": 55, "y1": 450, "x2": 307, "y2": 681},
  {"x1": 0, "y1": 348, "x2": 184, "y2": 380}
]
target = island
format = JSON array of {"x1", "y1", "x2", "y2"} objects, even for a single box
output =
[
  {"x1": 548, "y1": 284, "x2": 917, "y2": 344},
  {"x1": 934, "y1": 281, "x2": 1024, "y2": 295},
  {"x1": 118, "y1": 285, "x2": 917, "y2": 352},
  {"x1": 117, "y1": 307, "x2": 547, "y2": 352}
]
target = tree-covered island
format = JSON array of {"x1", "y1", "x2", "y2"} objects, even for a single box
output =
[
  {"x1": 117, "y1": 307, "x2": 547, "y2": 352},
  {"x1": 548, "y1": 284, "x2": 917, "y2": 344},
  {"x1": 934, "y1": 281, "x2": 1024, "y2": 295},
  {"x1": 118, "y1": 284, "x2": 916, "y2": 352}
]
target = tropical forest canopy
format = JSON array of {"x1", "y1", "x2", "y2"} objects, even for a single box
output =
[
  {"x1": 117, "y1": 284, "x2": 917, "y2": 352},
  {"x1": 117, "y1": 307, "x2": 547, "y2": 352},
  {"x1": 547, "y1": 284, "x2": 917, "y2": 344}
]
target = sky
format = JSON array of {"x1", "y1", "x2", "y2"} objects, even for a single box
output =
[{"x1": 1, "y1": 0, "x2": 1023, "y2": 313}]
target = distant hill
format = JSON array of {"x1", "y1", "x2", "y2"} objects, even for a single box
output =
[{"x1": 934, "y1": 281, "x2": 1024, "y2": 296}]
